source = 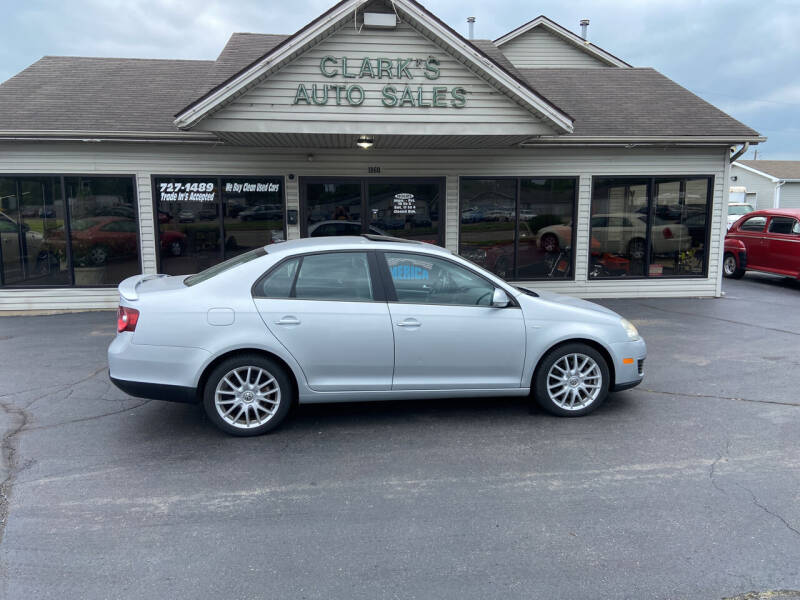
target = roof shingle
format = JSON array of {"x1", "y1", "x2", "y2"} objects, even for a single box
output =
[
  {"x1": 737, "y1": 161, "x2": 800, "y2": 180},
  {"x1": 518, "y1": 67, "x2": 760, "y2": 138},
  {"x1": 0, "y1": 35, "x2": 761, "y2": 141}
]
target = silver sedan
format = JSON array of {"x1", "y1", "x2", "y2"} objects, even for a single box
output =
[{"x1": 108, "y1": 236, "x2": 646, "y2": 436}]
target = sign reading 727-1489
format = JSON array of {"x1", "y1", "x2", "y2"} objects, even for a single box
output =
[{"x1": 159, "y1": 181, "x2": 216, "y2": 202}]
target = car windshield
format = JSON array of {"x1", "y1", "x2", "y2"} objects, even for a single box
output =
[
  {"x1": 184, "y1": 247, "x2": 267, "y2": 286},
  {"x1": 729, "y1": 204, "x2": 754, "y2": 215}
]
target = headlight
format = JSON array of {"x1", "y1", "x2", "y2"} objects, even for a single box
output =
[{"x1": 620, "y1": 318, "x2": 640, "y2": 341}]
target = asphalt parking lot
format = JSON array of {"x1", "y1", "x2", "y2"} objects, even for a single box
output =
[{"x1": 1, "y1": 273, "x2": 799, "y2": 600}]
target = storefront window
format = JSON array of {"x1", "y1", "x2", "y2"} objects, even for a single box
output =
[
  {"x1": 1, "y1": 175, "x2": 136, "y2": 288},
  {"x1": 222, "y1": 177, "x2": 284, "y2": 256},
  {"x1": 65, "y1": 176, "x2": 139, "y2": 285},
  {"x1": 155, "y1": 175, "x2": 285, "y2": 275},
  {"x1": 459, "y1": 179, "x2": 516, "y2": 278},
  {"x1": 1, "y1": 176, "x2": 70, "y2": 286},
  {"x1": 459, "y1": 177, "x2": 577, "y2": 280},
  {"x1": 589, "y1": 176, "x2": 711, "y2": 279}
]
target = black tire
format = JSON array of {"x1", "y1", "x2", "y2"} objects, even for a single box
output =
[
  {"x1": 88, "y1": 245, "x2": 109, "y2": 266},
  {"x1": 168, "y1": 240, "x2": 184, "y2": 257},
  {"x1": 533, "y1": 343, "x2": 610, "y2": 417},
  {"x1": 722, "y1": 252, "x2": 745, "y2": 279},
  {"x1": 541, "y1": 233, "x2": 559, "y2": 253},
  {"x1": 494, "y1": 256, "x2": 511, "y2": 280},
  {"x1": 627, "y1": 238, "x2": 646, "y2": 261},
  {"x1": 202, "y1": 354, "x2": 293, "y2": 436}
]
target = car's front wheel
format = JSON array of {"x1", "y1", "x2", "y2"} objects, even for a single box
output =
[
  {"x1": 202, "y1": 354, "x2": 293, "y2": 436},
  {"x1": 533, "y1": 343, "x2": 610, "y2": 417},
  {"x1": 722, "y1": 252, "x2": 745, "y2": 279}
]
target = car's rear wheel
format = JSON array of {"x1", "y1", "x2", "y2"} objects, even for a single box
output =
[
  {"x1": 202, "y1": 354, "x2": 293, "y2": 436},
  {"x1": 541, "y1": 233, "x2": 559, "y2": 253},
  {"x1": 722, "y1": 252, "x2": 745, "y2": 279},
  {"x1": 533, "y1": 343, "x2": 610, "y2": 417}
]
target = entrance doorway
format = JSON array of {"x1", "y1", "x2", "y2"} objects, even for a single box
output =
[{"x1": 300, "y1": 177, "x2": 444, "y2": 245}]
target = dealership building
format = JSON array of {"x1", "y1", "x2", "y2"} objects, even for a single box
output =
[{"x1": 0, "y1": 0, "x2": 762, "y2": 312}]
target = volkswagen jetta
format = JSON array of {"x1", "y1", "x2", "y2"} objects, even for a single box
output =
[{"x1": 109, "y1": 235, "x2": 646, "y2": 436}]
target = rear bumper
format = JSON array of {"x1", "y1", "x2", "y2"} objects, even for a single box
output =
[
  {"x1": 110, "y1": 374, "x2": 198, "y2": 404},
  {"x1": 108, "y1": 333, "x2": 210, "y2": 388}
]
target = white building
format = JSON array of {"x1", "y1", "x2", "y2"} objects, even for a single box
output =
[
  {"x1": 730, "y1": 161, "x2": 800, "y2": 210},
  {"x1": 0, "y1": 0, "x2": 763, "y2": 312}
]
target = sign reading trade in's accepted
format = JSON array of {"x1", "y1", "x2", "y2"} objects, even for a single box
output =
[
  {"x1": 159, "y1": 181, "x2": 216, "y2": 202},
  {"x1": 293, "y1": 55, "x2": 468, "y2": 108}
]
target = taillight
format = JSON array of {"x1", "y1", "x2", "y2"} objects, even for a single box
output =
[
  {"x1": 117, "y1": 306, "x2": 140, "y2": 333},
  {"x1": 662, "y1": 227, "x2": 673, "y2": 239}
]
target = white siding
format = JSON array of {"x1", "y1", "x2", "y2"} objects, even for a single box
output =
[
  {"x1": 0, "y1": 142, "x2": 728, "y2": 311},
  {"x1": 498, "y1": 28, "x2": 610, "y2": 69},
  {"x1": 779, "y1": 182, "x2": 800, "y2": 209},
  {"x1": 730, "y1": 165, "x2": 776, "y2": 210},
  {"x1": 199, "y1": 21, "x2": 555, "y2": 137}
]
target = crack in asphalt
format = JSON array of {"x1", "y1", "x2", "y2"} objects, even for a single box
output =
[
  {"x1": 23, "y1": 366, "x2": 108, "y2": 409},
  {"x1": 0, "y1": 365, "x2": 108, "y2": 403},
  {"x1": 633, "y1": 301, "x2": 800, "y2": 337},
  {"x1": 733, "y1": 482, "x2": 800, "y2": 540},
  {"x1": 0, "y1": 400, "x2": 30, "y2": 546},
  {"x1": 22, "y1": 400, "x2": 152, "y2": 432},
  {"x1": 641, "y1": 388, "x2": 800, "y2": 408},
  {"x1": 709, "y1": 438, "x2": 731, "y2": 495},
  {"x1": 707, "y1": 437, "x2": 800, "y2": 542}
]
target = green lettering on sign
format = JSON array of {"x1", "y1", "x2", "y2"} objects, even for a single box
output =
[
  {"x1": 320, "y1": 56, "x2": 337, "y2": 77},
  {"x1": 293, "y1": 83, "x2": 311, "y2": 104}
]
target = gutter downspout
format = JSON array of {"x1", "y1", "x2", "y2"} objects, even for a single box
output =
[
  {"x1": 774, "y1": 180, "x2": 785, "y2": 209},
  {"x1": 729, "y1": 142, "x2": 749, "y2": 163}
]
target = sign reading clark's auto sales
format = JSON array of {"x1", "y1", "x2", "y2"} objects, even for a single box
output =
[{"x1": 293, "y1": 55, "x2": 468, "y2": 108}]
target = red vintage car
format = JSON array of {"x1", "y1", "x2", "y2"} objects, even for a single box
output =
[{"x1": 723, "y1": 209, "x2": 800, "y2": 279}]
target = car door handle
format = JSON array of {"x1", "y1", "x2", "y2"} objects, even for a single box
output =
[
  {"x1": 396, "y1": 319, "x2": 421, "y2": 328},
  {"x1": 274, "y1": 316, "x2": 301, "y2": 325}
]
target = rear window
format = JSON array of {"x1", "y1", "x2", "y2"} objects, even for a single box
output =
[{"x1": 184, "y1": 247, "x2": 267, "y2": 286}]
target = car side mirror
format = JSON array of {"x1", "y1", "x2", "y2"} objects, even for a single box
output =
[{"x1": 491, "y1": 288, "x2": 510, "y2": 308}]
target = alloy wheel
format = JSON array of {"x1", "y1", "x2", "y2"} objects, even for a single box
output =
[
  {"x1": 214, "y1": 366, "x2": 281, "y2": 429},
  {"x1": 546, "y1": 353, "x2": 602, "y2": 411},
  {"x1": 723, "y1": 255, "x2": 737, "y2": 276}
]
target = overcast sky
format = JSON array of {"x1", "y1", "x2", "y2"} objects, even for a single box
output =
[{"x1": 1, "y1": 0, "x2": 797, "y2": 159}]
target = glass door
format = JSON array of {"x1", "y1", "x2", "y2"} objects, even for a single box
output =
[{"x1": 301, "y1": 178, "x2": 443, "y2": 245}]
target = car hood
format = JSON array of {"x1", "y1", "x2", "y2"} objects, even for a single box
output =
[{"x1": 522, "y1": 289, "x2": 620, "y2": 319}]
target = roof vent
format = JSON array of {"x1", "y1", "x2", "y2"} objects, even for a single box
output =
[
  {"x1": 579, "y1": 19, "x2": 590, "y2": 41},
  {"x1": 364, "y1": 12, "x2": 397, "y2": 29},
  {"x1": 467, "y1": 16, "x2": 476, "y2": 40}
]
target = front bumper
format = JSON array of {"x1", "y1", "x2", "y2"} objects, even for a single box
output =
[{"x1": 609, "y1": 338, "x2": 647, "y2": 392}]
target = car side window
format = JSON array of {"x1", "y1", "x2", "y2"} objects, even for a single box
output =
[
  {"x1": 768, "y1": 217, "x2": 798, "y2": 235},
  {"x1": 740, "y1": 216, "x2": 767, "y2": 232},
  {"x1": 794, "y1": 221, "x2": 800, "y2": 235},
  {"x1": 384, "y1": 252, "x2": 495, "y2": 306},
  {"x1": 295, "y1": 252, "x2": 374, "y2": 301},
  {"x1": 257, "y1": 257, "x2": 300, "y2": 298},
  {"x1": 255, "y1": 253, "x2": 373, "y2": 301}
]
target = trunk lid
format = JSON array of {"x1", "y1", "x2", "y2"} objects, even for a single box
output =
[{"x1": 118, "y1": 274, "x2": 186, "y2": 301}]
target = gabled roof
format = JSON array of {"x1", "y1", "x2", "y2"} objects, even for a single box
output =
[
  {"x1": 735, "y1": 161, "x2": 800, "y2": 181},
  {"x1": 517, "y1": 68, "x2": 762, "y2": 141},
  {"x1": 494, "y1": 15, "x2": 631, "y2": 68},
  {"x1": 0, "y1": 56, "x2": 213, "y2": 138},
  {"x1": 172, "y1": 0, "x2": 575, "y2": 134}
]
